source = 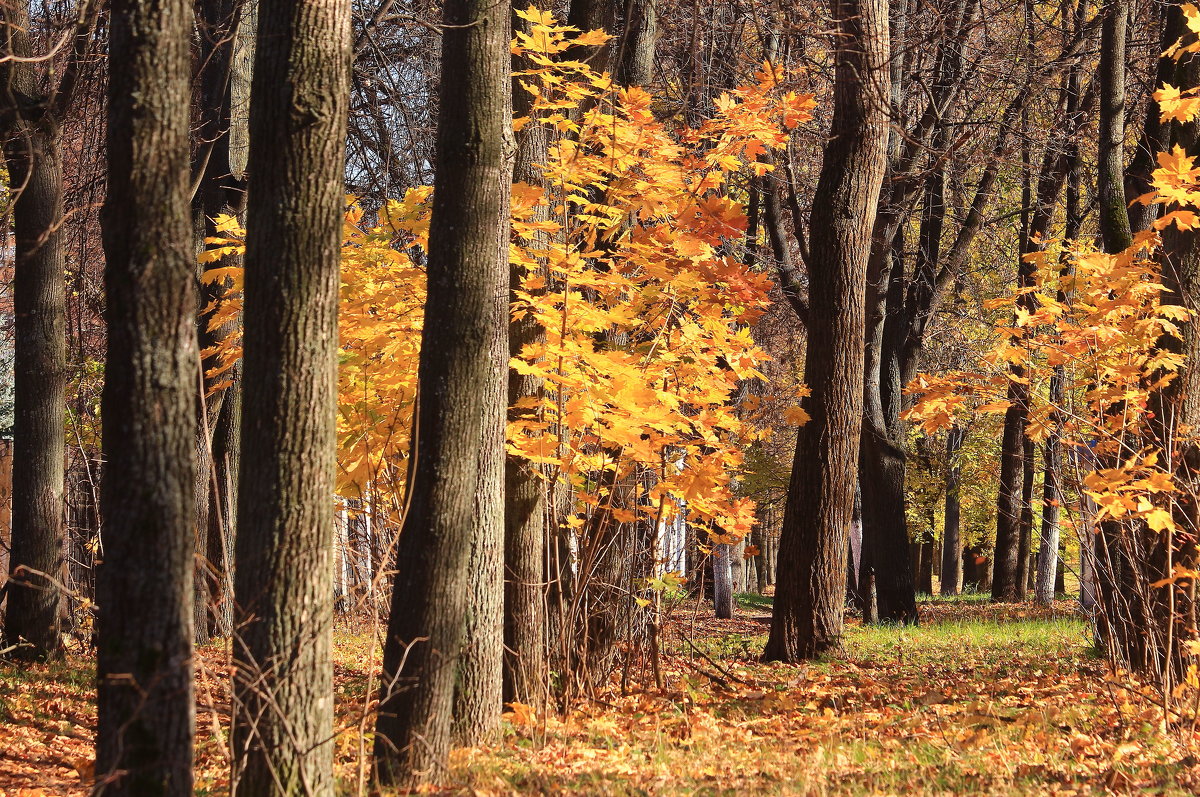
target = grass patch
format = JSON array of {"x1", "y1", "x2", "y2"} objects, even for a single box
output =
[{"x1": 735, "y1": 592, "x2": 773, "y2": 613}]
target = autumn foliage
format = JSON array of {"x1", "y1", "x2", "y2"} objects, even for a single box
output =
[{"x1": 199, "y1": 11, "x2": 814, "y2": 546}]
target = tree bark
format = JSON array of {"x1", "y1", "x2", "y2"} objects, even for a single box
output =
[
  {"x1": 373, "y1": 0, "x2": 512, "y2": 787},
  {"x1": 713, "y1": 543, "x2": 734, "y2": 619},
  {"x1": 1016, "y1": 435, "x2": 1036, "y2": 599},
  {"x1": 1037, "y1": 394, "x2": 1062, "y2": 605},
  {"x1": 231, "y1": 0, "x2": 350, "y2": 793},
  {"x1": 96, "y1": 0, "x2": 196, "y2": 791},
  {"x1": 1142, "y1": 0, "x2": 1200, "y2": 682},
  {"x1": 0, "y1": 0, "x2": 68, "y2": 662},
  {"x1": 862, "y1": 226, "x2": 916, "y2": 622},
  {"x1": 763, "y1": 0, "x2": 888, "y2": 661},
  {"x1": 453, "y1": 199, "x2": 508, "y2": 747},
  {"x1": 941, "y1": 425, "x2": 963, "y2": 595},
  {"x1": 1098, "y1": 0, "x2": 1133, "y2": 256},
  {"x1": 504, "y1": 1, "x2": 551, "y2": 711}
]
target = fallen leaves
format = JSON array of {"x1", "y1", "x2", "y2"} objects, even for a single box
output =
[{"x1": 4, "y1": 599, "x2": 1199, "y2": 795}]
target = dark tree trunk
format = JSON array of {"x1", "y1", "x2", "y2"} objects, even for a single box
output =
[
  {"x1": 763, "y1": 0, "x2": 889, "y2": 661},
  {"x1": 1125, "y1": 1, "x2": 1178, "y2": 234},
  {"x1": 373, "y1": 0, "x2": 512, "y2": 787},
  {"x1": 1143, "y1": 0, "x2": 1200, "y2": 682},
  {"x1": 0, "y1": 0, "x2": 68, "y2": 663},
  {"x1": 1, "y1": 117, "x2": 65, "y2": 661},
  {"x1": 993, "y1": 50, "x2": 1078, "y2": 602},
  {"x1": 614, "y1": 0, "x2": 656, "y2": 88},
  {"x1": 713, "y1": 543, "x2": 734, "y2": 619},
  {"x1": 96, "y1": 0, "x2": 196, "y2": 792},
  {"x1": 941, "y1": 425, "x2": 963, "y2": 595},
  {"x1": 993, "y1": 402, "x2": 1025, "y2": 601},
  {"x1": 504, "y1": 1, "x2": 551, "y2": 710},
  {"x1": 862, "y1": 228, "x2": 916, "y2": 623},
  {"x1": 918, "y1": 537, "x2": 935, "y2": 595},
  {"x1": 231, "y1": 0, "x2": 350, "y2": 792},
  {"x1": 1098, "y1": 0, "x2": 1133, "y2": 256}
]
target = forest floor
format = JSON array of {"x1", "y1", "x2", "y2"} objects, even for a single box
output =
[{"x1": 2, "y1": 595, "x2": 1199, "y2": 795}]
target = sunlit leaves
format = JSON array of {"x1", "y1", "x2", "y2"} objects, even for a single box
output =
[{"x1": 195, "y1": 10, "x2": 817, "y2": 545}]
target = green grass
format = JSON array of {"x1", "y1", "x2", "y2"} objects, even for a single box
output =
[
  {"x1": 844, "y1": 616, "x2": 1088, "y2": 663},
  {"x1": 734, "y1": 592, "x2": 773, "y2": 612}
]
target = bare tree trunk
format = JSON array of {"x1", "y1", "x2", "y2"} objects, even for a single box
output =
[
  {"x1": 941, "y1": 426, "x2": 963, "y2": 595},
  {"x1": 97, "y1": 0, "x2": 196, "y2": 791},
  {"x1": 713, "y1": 543, "x2": 733, "y2": 619},
  {"x1": 918, "y1": 536, "x2": 934, "y2": 595},
  {"x1": 0, "y1": 0, "x2": 67, "y2": 662},
  {"x1": 373, "y1": 0, "x2": 512, "y2": 787},
  {"x1": 1143, "y1": 0, "x2": 1200, "y2": 682},
  {"x1": 231, "y1": 0, "x2": 349, "y2": 792},
  {"x1": 1016, "y1": 436, "x2": 1036, "y2": 599},
  {"x1": 763, "y1": 0, "x2": 889, "y2": 661},
  {"x1": 453, "y1": 208, "x2": 508, "y2": 746},
  {"x1": 504, "y1": 1, "x2": 551, "y2": 710}
]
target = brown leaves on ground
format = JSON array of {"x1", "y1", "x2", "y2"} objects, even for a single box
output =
[{"x1": 3, "y1": 598, "x2": 1200, "y2": 795}]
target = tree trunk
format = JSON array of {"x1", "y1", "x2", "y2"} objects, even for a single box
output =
[
  {"x1": 763, "y1": 0, "x2": 889, "y2": 661},
  {"x1": 191, "y1": 0, "x2": 248, "y2": 646},
  {"x1": 919, "y1": 536, "x2": 934, "y2": 595},
  {"x1": 614, "y1": 0, "x2": 656, "y2": 88},
  {"x1": 206, "y1": 373, "x2": 240, "y2": 637},
  {"x1": 205, "y1": 7, "x2": 254, "y2": 641},
  {"x1": 231, "y1": 0, "x2": 350, "y2": 793},
  {"x1": 0, "y1": 0, "x2": 67, "y2": 663},
  {"x1": 1143, "y1": 0, "x2": 1200, "y2": 682},
  {"x1": 96, "y1": 0, "x2": 196, "y2": 791},
  {"x1": 846, "y1": 489, "x2": 862, "y2": 604},
  {"x1": 1098, "y1": 0, "x2": 1133, "y2": 256},
  {"x1": 1015, "y1": 435, "x2": 1035, "y2": 600},
  {"x1": 713, "y1": 543, "x2": 733, "y2": 619},
  {"x1": 1038, "y1": 26, "x2": 1085, "y2": 607},
  {"x1": 993, "y1": 374, "x2": 1026, "y2": 600},
  {"x1": 941, "y1": 425, "x2": 963, "y2": 595},
  {"x1": 1037, "y1": 398, "x2": 1062, "y2": 605},
  {"x1": 453, "y1": 205, "x2": 507, "y2": 747},
  {"x1": 504, "y1": 1, "x2": 551, "y2": 710},
  {"x1": 373, "y1": 0, "x2": 512, "y2": 787},
  {"x1": 861, "y1": 427, "x2": 915, "y2": 620},
  {"x1": 2, "y1": 117, "x2": 66, "y2": 661}
]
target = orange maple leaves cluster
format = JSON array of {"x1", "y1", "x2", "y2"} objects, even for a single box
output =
[{"x1": 197, "y1": 10, "x2": 816, "y2": 543}]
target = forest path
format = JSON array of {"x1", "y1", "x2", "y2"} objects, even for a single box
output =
[{"x1": 2, "y1": 597, "x2": 1199, "y2": 795}]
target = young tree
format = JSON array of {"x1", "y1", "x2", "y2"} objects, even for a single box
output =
[
  {"x1": 96, "y1": 0, "x2": 196, "y2": 791},
  {"x1": 0, "y1": 0, "x2": 96, "y2": 661},
  {"x1": 230, "y1": 0, "x2": 350, "y2": 792},
  {"x1": 373, "y1": 0, "x2": 512, "y2": 786},
  {"x1": 191, "y1": 0, "x2": 250, "y2": 644},
  {"x1": 763, "y1": 0, "x2": 889, "y2": 660}
]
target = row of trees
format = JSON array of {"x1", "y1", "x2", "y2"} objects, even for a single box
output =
[{"x1": 3, "y1": 0, "x2": 1200, "y2": 790}]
